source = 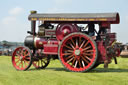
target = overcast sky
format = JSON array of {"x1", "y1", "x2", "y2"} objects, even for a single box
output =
[{"x1": 0, "y1": 0, "x2": 128, "y2": 43}]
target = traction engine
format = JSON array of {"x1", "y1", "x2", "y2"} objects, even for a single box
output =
[{"x1": 12, "y1": 11, "x2": 120, "y2": 72}]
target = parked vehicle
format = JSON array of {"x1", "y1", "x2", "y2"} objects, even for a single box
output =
[{"x1": 12, "y1": 11, "x2": 120, "y2": 72}]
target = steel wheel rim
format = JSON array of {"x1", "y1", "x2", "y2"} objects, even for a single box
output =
[
  {"x1": 59, "y1": 33, "x2": 97, "y2": 72},
  {"x1": 12, "y1": 47, "x2": 32, "y2": 70}
]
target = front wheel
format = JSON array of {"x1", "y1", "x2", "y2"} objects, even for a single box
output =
[
  {"x1": 58, "y1": 32, "x2": 98, "y2": 72},
  {"x1": 12, "y1": 46, "x2": 32, "y2": 71}
]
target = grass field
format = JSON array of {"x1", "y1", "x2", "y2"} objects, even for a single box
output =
[{"x1": 0, "y1": 56, "x2": 128, "y2": 85}]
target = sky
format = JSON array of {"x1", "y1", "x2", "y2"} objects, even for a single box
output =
[{"x1": 0, "y1": 0, "x2": 128, "y2": 43}]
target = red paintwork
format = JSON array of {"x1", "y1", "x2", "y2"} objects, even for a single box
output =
[
  {"x1": 34, "y1": 23, "x2": 80, "y2": 55},
  {"x1": 59, "y1": 33, "x2": 97, "y2": 72},
  {"x1": 96, "y1": 33, "x2": 117, "y2": 63},
  {"x1": 43, "y1": 44, "x2": 58, "y2": 55},
  {"x1": 56, "y1": 24, "x2": 79, "y2": 41},
  {"x1": 12, "y1": 47, "x2": 32, "y2": 70},
  {"x1": 35, "y1": 28, "x2": 117, "y2": 64},
  {"x1": 101, "y1": 22, "x2": 110, "y2": 28},
  {"x1": 34, "y1": 24, "x2": 118, "y2": 65},
  {"x1": 34, "y1": 37, "x2": 47, "y2": 48},
  {"x1": 35, "y1": 37, "x2": 59, "y2": 54},
  {"x1": 108, "y1": 33, "x2": 116, "y2": 46},
  {"x1": 97, "y1": 41, "x2": 110, "y2": 63}
]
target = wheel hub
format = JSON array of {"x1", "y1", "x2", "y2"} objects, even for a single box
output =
[
  {"x1": 20, "y1": 56, "x2": 25, "y2": 61},
  {"x1": 75, "y1": 49, "x2": 81, "y2": 56},
  {"x1": 20, "y1": 56, "x2": 23, "y2": 60}
]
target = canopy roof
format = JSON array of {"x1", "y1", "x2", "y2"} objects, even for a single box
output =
[{"x1": 28, "y1": 12, "x2": 120, "y2": 24}]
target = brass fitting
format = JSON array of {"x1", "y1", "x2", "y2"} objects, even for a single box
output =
[{"x1": 30, "y1": 11, "x2": 37, "y2": 14}]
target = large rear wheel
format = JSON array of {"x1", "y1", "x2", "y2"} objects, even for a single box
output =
[{"x1": 58, "y1": 32, "x2": 98, "y2": 72}]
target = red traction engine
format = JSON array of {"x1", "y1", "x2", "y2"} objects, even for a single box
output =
[{"x1": 12, "y1": 11, "x2": 120, "y2": 72}]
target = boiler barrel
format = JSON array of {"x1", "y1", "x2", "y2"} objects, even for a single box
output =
[
  {"x1": 24, "y1": 35, "x2": 48, "y2": 49},
  {"x1": 24, "y1": 35, "x2": 34, "y2": 49}
]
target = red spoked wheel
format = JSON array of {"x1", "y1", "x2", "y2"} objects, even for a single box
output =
[
  {"x1": 58, "y1": 32, "x2": 98, "y2": 72},
  {"x1": 12, "y1": 46, "x2": 32, "y2": 71},
  {"x1": 32, "y1": 55, "x2": 50, "y2": 69}
]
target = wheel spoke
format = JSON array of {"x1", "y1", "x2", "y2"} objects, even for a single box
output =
[
  {"x1": 72, "y1": 57, "x2": 76, "y2": 66},
  {"x1": 23, "y1": 50, "x2": 26, "y2": 56},
  {"x1": 79, "y1": 40, "x2": 85, "y2": 48},
  {"x1": 83, "y1": 55, "x2": 91, "y2": 61},
  {"x1": 70, "y1": 43, "x2": 75, "y2": 49},
  {"x1": 83, "y1": 41, "x2": 89, "y2": 48},
  {"x1": 24, "y1": 52, "x2": 29, "y2": 57},
  {"x1": 66, "y1": 54, "x2": 74, "y2": 60},
  {"x1": 15, "y1": 59, "x2": 20, "y2": 63},
  {"x1": 78, "y1": 59, "x2": 82, "y2": 68},
  {"x1": 64, "y1": 44, "x2": 73, "y2": 50},
  {"x1": 21, "y1": 49, "x2": 24, "y2": 56},
  {"x1": 86, "y1": 56, "x2": 91, "y2": 61},
  {"x1": 18, "y1": 61, "x2": 22, "y2": 67},
  {"x1": 24, "y1": 60, "x2": 30, "y2": 64},
  {"x1": 42, "y1": 59, "x2": 47, "y2": 64},
  {"x1": 66, "y1": 50, "x2": 74, "y2": 53},
  {"x1": 16, "y1": 53, "x2": 21, "y2": 57},
  {"x1": 67, "y1": 57, "x2": 74, "y2": 63},
  {"x1": 74, "y1": 60, "x2": 78, "y2": 68},
  {"x1": 85, "y1": 50, "x2": 94, "y2": 52},
  {"x1": 82, "y1": 60, "x2": 85, "y2": 67},
  {"x1": 70, "y1": 38, "x2": 75, "y2": 46},
  {"x1": 62, "y1": 53, "x2": 72, "y2": 56},
  {"x1": 83, "y1": 46, "x2": 91, "y2": 51},
  {"x1": 18, "y1": 49, "x2": 22, "y2": 56},
  {"x1": 81, "y1": 56, "x2": 89, "y2": 64},
  {"x1": 76, "y1": 39, "x2": 79, "y2": 48},
  {"x1": 83, "y1": 53, "x2": 93, "y2": 56},
  {"x1": 15, "y1": 56, "x2": 20, "y2": 59}
]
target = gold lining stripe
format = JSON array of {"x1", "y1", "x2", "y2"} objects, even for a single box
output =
[
  {"x1": 89, "y1": 19, "x2": 95, "y2": 21},
  {"x1": 31, "y1": 18, "x2": 37, "y2": 20},
  {"x1": 31, "y1": 18, "x2": 108, "y2": 21},
  {"x1": 97, "y1": 18, "x2": 107, "y2": 21}
]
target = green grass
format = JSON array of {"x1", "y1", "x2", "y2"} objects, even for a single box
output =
[{"x1": 0, "y1": 56, "x2": 128, "y2": 85}]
